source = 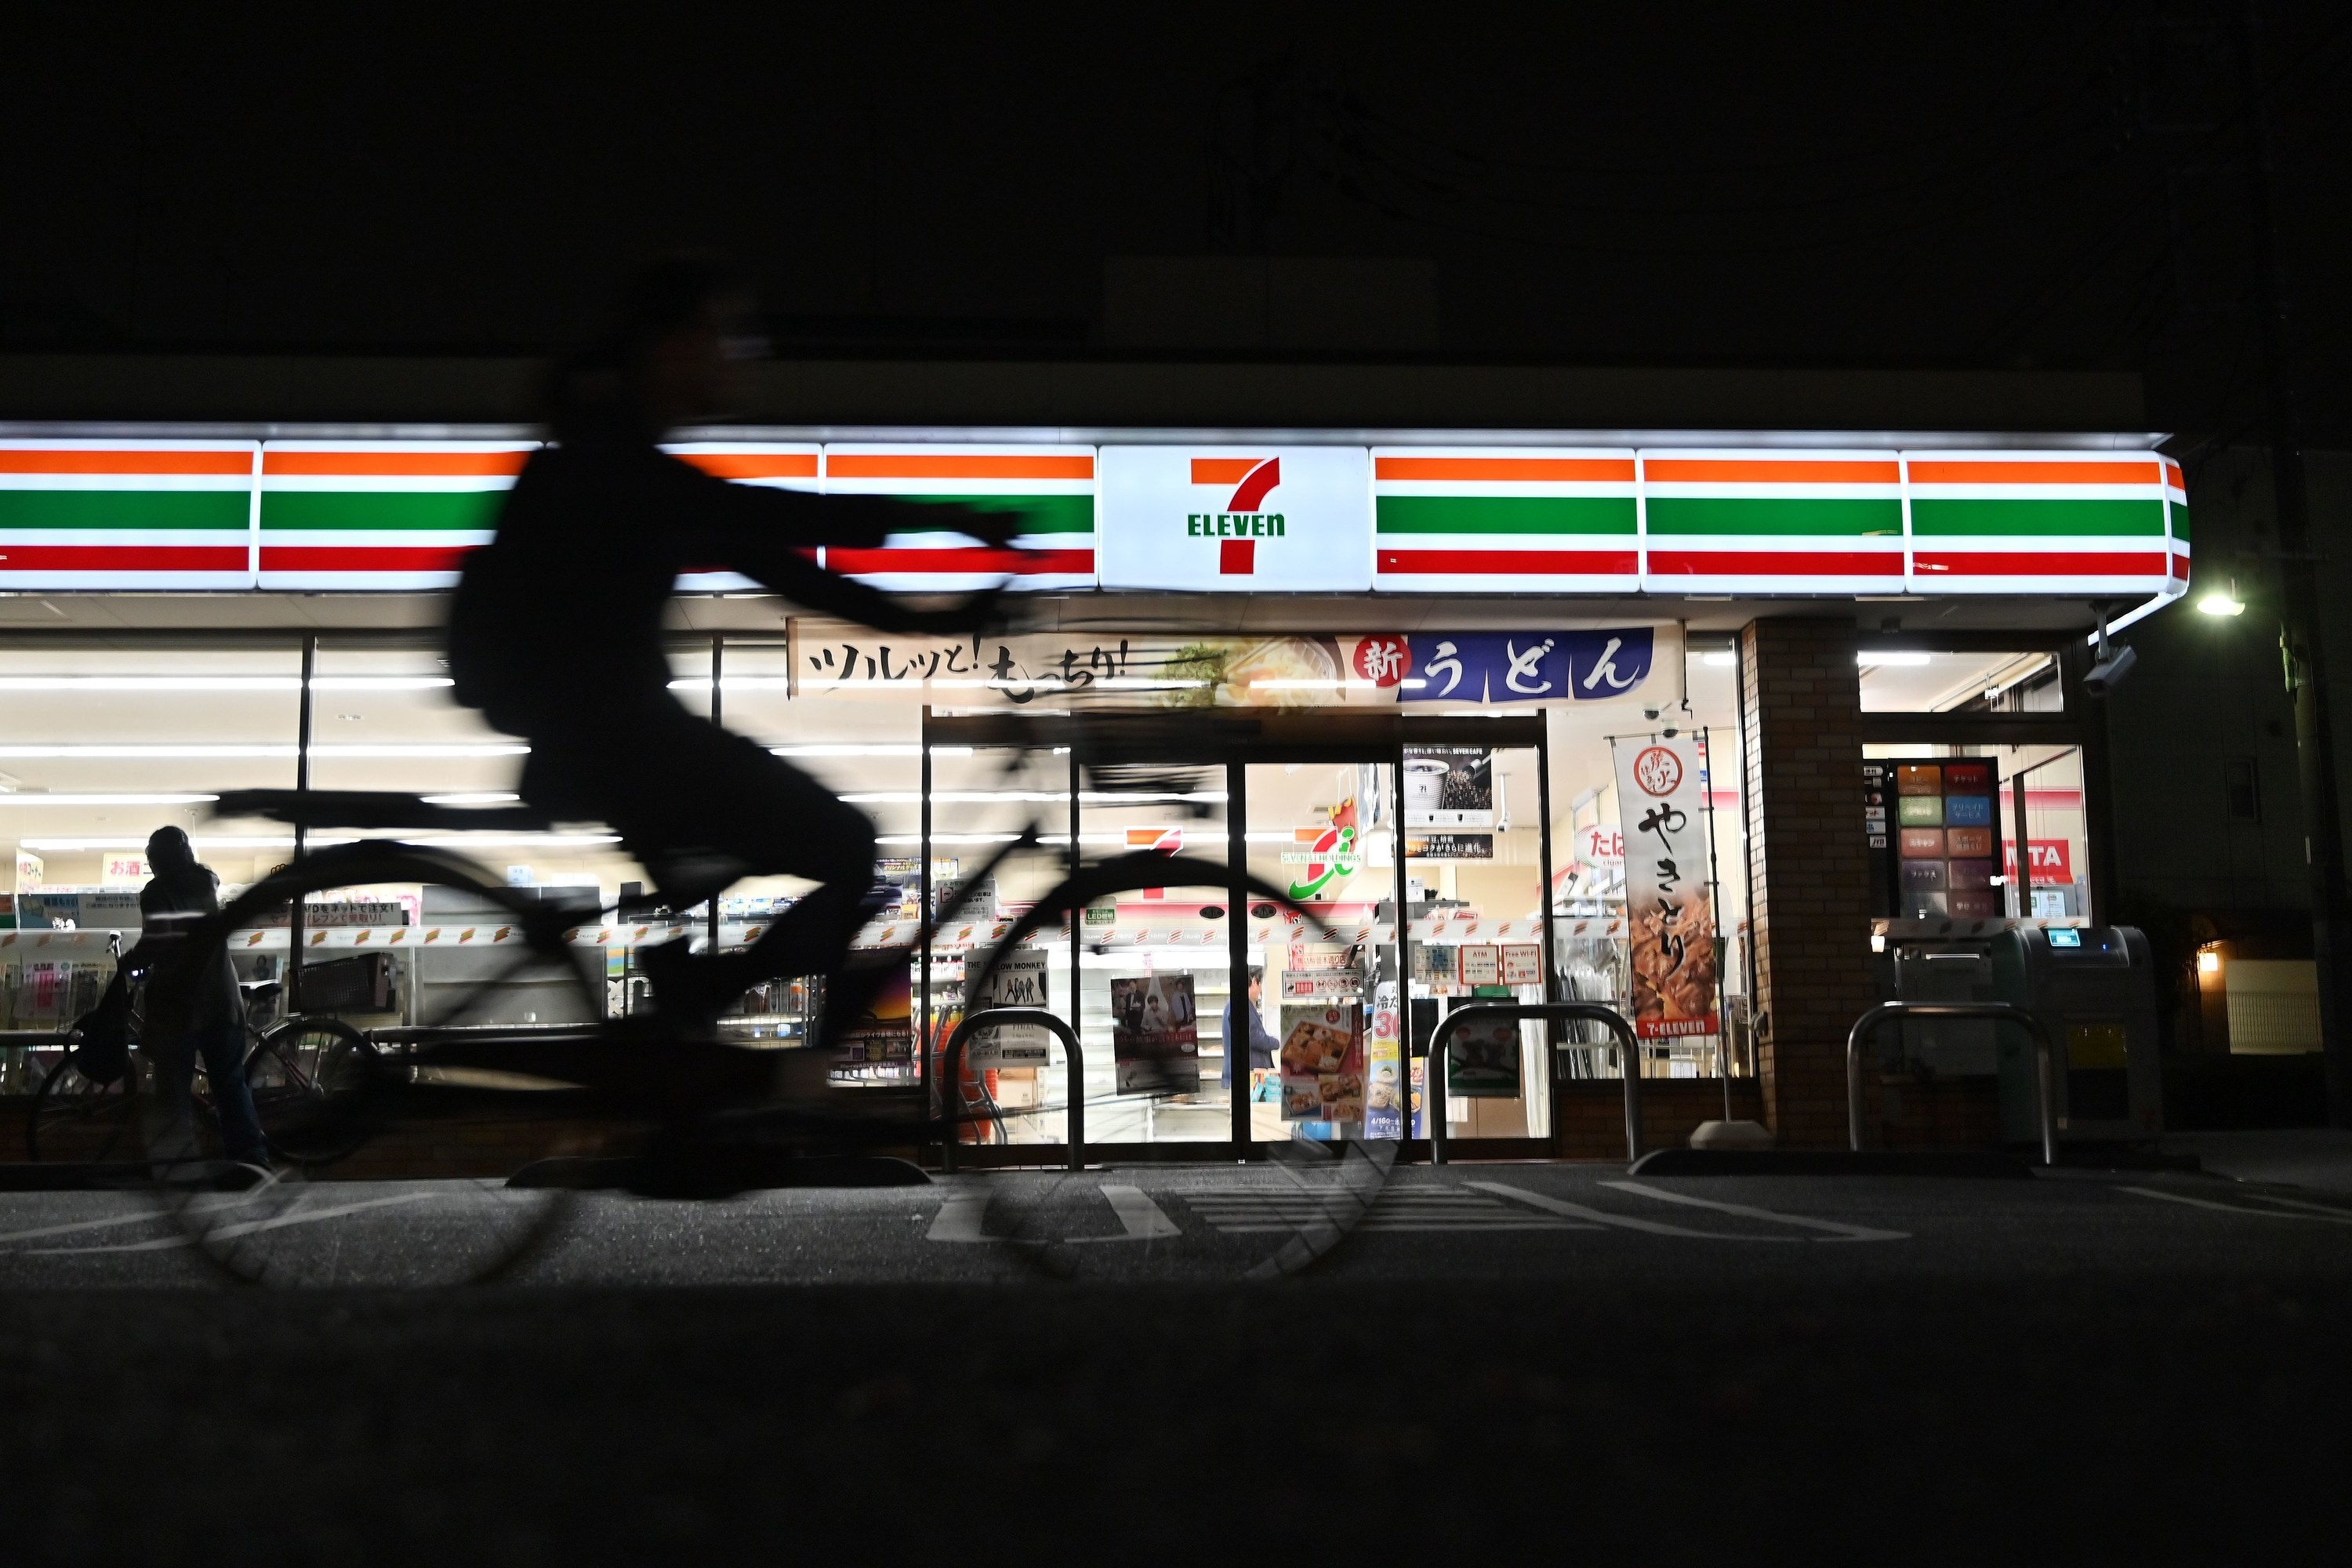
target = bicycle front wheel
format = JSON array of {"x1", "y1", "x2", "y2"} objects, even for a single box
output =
[
  {"x1": 26, "y1": 1046, "x2": 140, "y2": 1166},
  {"x1": 244, "y1": 1015, "x2": 378, "y2": 1167}
]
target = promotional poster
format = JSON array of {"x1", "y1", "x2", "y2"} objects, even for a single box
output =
[
  {"x1": 1610, "y1": 734, "x2": 1722, "y2": 1040},
  {"x1": 1111, "y1": 972, "x2": 1200, "y2": 1092},
  {"x1": 1278, "y1": 1002, "x2": 1366, "y2": 1122}
]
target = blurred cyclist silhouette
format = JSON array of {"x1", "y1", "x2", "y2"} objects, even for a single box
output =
[{"x1": 448, "y1": 257, "x2": 1023, "y2": 1038}]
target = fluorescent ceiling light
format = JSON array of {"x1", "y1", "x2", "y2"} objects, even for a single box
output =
[
  {"x1": 764, "y1": 744, "x2": 972, "y2": 758},
  {"x1": 421, "y1": 793, "x2": 521, "y2": 805},
  {"x1": 1701, "y1": 651, "x2": 1737, "y2": 667},
  {"x1": 19, "y1": 833, "x2": 619, "y2": 851},
  {"x1": 842, "y1": 789, "x2": 1229, "y2": 805},
  {"x1": 0, "y1": 743, "x2": 529, "y2": 759},
  {"x1": 1857, "y1": 652, "x2": 1933, "y2": 666},
  {"x1": 0, "y1": 677, "x2": 452, "y2": 691},
  {"x1": 0, "y1": 793, "x2": 219, "y2": 806}
]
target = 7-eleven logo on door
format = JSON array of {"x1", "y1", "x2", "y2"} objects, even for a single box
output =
[{"x1": 1189, "y1": 456, "x2": 1283, "y2": 574}]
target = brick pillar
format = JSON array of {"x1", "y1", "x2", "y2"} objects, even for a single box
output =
[{"x1": 1741, "y1": 617, "x2": 1876, "y2": 1146}]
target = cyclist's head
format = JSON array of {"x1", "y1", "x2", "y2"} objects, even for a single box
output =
[
  {"x1": 146, "y1": 824, "x2": 195, "y2": 873},
  {"x1": 551, "y1": 255, "x2": 760, "y2": 441}
]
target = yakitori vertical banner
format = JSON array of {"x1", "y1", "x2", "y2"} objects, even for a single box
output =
[{"x1": 1610, "y1": 734, "x2": 1720, "y2": 1039}]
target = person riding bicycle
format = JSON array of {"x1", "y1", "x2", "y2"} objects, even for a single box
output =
[{"x1": 448, "y1": 258, "x2": 1025, "y2": 1036}]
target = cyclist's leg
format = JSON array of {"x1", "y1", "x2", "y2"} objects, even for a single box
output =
[
  {"x1": 145, "y1": 1036, "x2": 201, "y2": 1163},
  {"x1": 194, "y1": 1019, "x2": 267, "y2": 1165}
]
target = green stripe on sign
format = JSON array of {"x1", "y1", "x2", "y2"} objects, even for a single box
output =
[
  {"x1": 2169, "y1": 500, "x2": 2190, "y2": 543},
  {"x1": 260, "y1": 492, "x2": 505, "y2": 532},
  {"x1": 1910, "y1": 498, "x2": 2163, "y2": 539},
  {"x1": 0, "y1": 491, "x2": 249, "y2": 532},
  {"x1": 1643, "y1": 497, "x2": 1901, "y2": 537},
  {"x1": 1374, "y1": 495, "x2": 1636, "y2": 535},
  {"x1": 904, "y1": 494, "x2": 1094, "y2": 534}
]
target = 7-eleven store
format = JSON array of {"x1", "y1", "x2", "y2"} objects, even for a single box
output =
[{"x1": 0, "y1": 426, "x2": 2187, "y2": 1163}]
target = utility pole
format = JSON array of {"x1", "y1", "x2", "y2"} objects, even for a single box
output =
[{"x1": 2238, "y1": 0, "x2": 2352, "y2": 1125}]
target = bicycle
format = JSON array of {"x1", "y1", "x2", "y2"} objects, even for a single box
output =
[
  {"x1": 137, "y1": 781, "x2": 1323, "y2": 1286},
  {"x1": 26, "y1": 978, "x2": 379, "y2": 1169}
]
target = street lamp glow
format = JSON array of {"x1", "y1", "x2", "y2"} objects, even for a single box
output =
[{"x1": 2197, "y1": 590, "x2": 2245, "y2": 616}]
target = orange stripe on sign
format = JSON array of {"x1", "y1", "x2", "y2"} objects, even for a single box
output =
[
  {"x1": 2164, "y1": 461, "x2": 2186, "y2": 491},
  {"x1": 1375, "y1": 456, "x2": 1635, "y2": 483},
  {"x1": 679, "y1": 452, "x2": 819, "y2": 481},
  {"x1": 0, "y1": 449, "x2": 252, "y2": 476},
  {"x1": 1190, "y1": 458, "x2": 1261, "y2": 485},
  {"x1": 1642, "y1": 459, "x2": 1899, "y2": 485},
  {"x1": 263, "y1": 450, "x2": 530, "y2": 477},
  {"x1": 1907, "y1": 459, "x2": 2161, "y2": 487},
  {"x1": 826, "y1": 455, "x2": 1093, "y2": 481}
]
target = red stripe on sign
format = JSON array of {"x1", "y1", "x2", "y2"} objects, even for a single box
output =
[
  {"x1": 677, "y1": 452, "x2": 819, "y2": 481},
  {"x1": 2171, "y1": 554, "x2": 2192, "y2": 580},
  {"x1": 1912, "y1": 550, "x2": 2171, "y2": 577},
  {"x1": 827, "y1": 547, "x2": 1094, "y2": 575},
  {"x1": 1907, "y1": 459, "x2": 2162, "y2": 487},
  {"x1": 1642, "y1": 458, "x2": 1899, "y2": 485},
  {"x1": 1646, "y1": 550, "x2": 1903, "y2": 577},
  {"x1": 0, "y1": 544, "x2": 250, "y2": 570},
  {"x1": 826, "y1": 454, "x2": 1093, "y2": 481},
  {"x1": 1378, "y1": 548, "x2": 1639, "y2": 576},
  {"x1": 263, "y1": 450, "x2": 529, "y2": 477},
  {"x1": 259, "y1": 545, "x2": 477, "y2": 572},
  {"x1": 1376, "y1": 456, "x2": 1634, "y2": 483},
  {"x1": 0, "y1": 449, "x2": 252, "y2": 476}
]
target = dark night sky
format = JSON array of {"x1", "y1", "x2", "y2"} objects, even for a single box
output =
[{"x1": 3, "y1": 2, "x2": 2346, "y2": 443}]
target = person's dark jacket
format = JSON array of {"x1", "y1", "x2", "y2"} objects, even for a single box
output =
[
  {"x1": 1221, "y1": 994, "x2": 1281, "y2": 1088},
  {"x1": 134, "y1": 862, "x2": 243, "y2": 1035},
  {"x1": 448, "y1": 437, "x2": 996, "y2": 737}
]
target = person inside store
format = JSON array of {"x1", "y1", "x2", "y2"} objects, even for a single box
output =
[
  {"x1": 1221, "y1": 966, "x2": 1281, "y2": 1090},
  {"x1": 132, "y1": 825, "x2": 268, "y2": 1167},
  {"x1": 447, "y1": 256, "x2": 1029, "y2": 1040}
]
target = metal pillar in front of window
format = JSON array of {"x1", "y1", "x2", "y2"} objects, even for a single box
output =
[
  {"x1": 706, "y1": 636, "x2": 723, "y2": 960},
  {"x1": 289, "y1": 634, "x2": 315, "y2": 1007},
  {"x1": 1069, "y1": 743, "x2": 1083, "y2": 1161},
  {"x1": 1227, "y1": 758, "x2": 1250, "y2": 1157}
]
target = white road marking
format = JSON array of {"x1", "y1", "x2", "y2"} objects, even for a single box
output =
[
  {"x1": 1062, "y1": 1184, "x2": 1181, "y2": 1244},
  {"x1": 1601, "y1": 1180, "x2": 1910, "y2": 1242},
  {"x1": 1472, "y1": 1181, "x2": 1800, "y2": 1241},
  {"x1": 0, "y1": 1191, "x2": 258, "y2": 1246},
  {"x1": 2241, "y1": 1192, "x2": 2352, "y2": 1218},
  {"x1": 2118, "y1": 1185, "x2": 2352, "y2": 1226},
  {"x1": 30, "y1": 1191, "x2": 450, "y2": 1254},
  {"x1": 1191, "y1": 1183, "x2": 1593, "y2": 1243},
  {"x1": 925, "y1": 1187, "x2": 992, "y2": 1243}
]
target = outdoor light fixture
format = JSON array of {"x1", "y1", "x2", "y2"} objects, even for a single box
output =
[
  {"x1": 2198, "y1": 948, "x2": 2222, "y2": 976},
  {"x1": 2197, "y1": 583, "x2": 2246, "y2": 616}
]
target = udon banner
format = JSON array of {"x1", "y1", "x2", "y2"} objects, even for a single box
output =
[{"x1": 786, "y1": 622, "x2": 1675, "y2": 707}]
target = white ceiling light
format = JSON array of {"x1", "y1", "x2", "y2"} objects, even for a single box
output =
[
  {"x1": 420, "y1": 793, "x2": 522, "y2": 805},
  {"x1": 0, "y1": 677, "x2": 453, "y2": 691},
  {"x1": 0, "y1": 743, "x2": 528, "y2": 759},
  {"x1": 1701, "y1": 651, "x2": 1737, "y2": 667},
  {"x1": 0, "y1": 793, "x2": 220, "y2": 806},
  {"x1": 1857, "y1": 652, "x2": 1932, "y2": 666}
]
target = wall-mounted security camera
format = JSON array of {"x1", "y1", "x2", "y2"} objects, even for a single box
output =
[
  {"x1": 2082, "y1": 608, "x2": 2136, "y2": 697},
  {"x1": 2082, "y1": 642, "x2": 2136, "y2": 696}
]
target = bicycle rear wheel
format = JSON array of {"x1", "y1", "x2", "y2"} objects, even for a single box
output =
[
  {"x1": 26, "y1": 1043, "x2": 140, "y2": 1165},
  {"x1": 244, "y1": 1015, "x2": 378, "y2": 1167},
  {"x1": 147, "y1": 842, "x2": 593, "y2": 1286}
]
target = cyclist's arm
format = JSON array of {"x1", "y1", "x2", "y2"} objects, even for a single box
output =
[
  {"x1": 666, "y1": 459, "x2": 1021, "y2": 550},
  {"x1": 729, "y1": 545, "x2": 1004, "y2": 635}
]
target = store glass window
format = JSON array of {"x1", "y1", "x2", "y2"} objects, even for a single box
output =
[
  {"x1": 1857, "y1": 649, "x2": 2062, "y2": 715},
  {"x1": 1, "y1": 643, "x2": 304, "y2": 1051}
]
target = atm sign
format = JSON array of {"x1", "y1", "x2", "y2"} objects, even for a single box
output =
[{"x1": 2002, "y1": 840, "x2": 2073, "y2": 886}]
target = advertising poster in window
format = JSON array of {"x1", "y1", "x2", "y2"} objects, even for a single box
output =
[
  {"x1": 1610, "y1": 734, "x2": 1721, "y2": 1040},
  {"x1": 1440, "y1": 1011, "x2": 1523, "y2": 1098},
  {"x1": 963, "y1": 946, "x2": 1051, "y2": 1067},
  {"x1": 1365, "y1": 986, "x2": 1404, "y2": 1139},
  {"x1": 1278, "y1": 1002, "x2": 1365, "y2": 1121},
  {"x1": 1403, "y1": 746, "x2": 1494, "y2": 828},
  {"x1": 1111, "y1": 972, "x2": 1200, "y2": 1091}
]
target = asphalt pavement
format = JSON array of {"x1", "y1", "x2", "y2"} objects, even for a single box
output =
[{"x1": 2, "y1": 1152, "x2": 2348, "y2": 1561}]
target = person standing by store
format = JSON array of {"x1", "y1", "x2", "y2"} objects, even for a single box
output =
[
  {"x1": 133, "y1": 826, "x2": 267, "y2": 1167},
  {"x1": 1221, "y1": 966, "x2": 1280, "y2": 1090}
]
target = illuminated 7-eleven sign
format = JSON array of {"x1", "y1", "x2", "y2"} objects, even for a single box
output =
[{"x1": 1098, "y1": 446, "x2": 1371, "y2": 591}]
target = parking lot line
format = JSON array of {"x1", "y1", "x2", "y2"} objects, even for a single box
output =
[
  {"x1": 1601, "y1": 1180, "x2": 1910, "y2": 1242},
  {"x1": 2118, "y1": 1185, "x2": 2352, "y2": 1226},
  {"x1": 1470, "y1": 1181, "x2": 1801, "y2": 1241}
]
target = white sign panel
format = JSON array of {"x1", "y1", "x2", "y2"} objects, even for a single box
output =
[{"x1": 1098, "y1": 446, "x2": 1371, "y2": 593}]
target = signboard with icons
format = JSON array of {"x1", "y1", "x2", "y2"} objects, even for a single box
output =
[{"x1": 1877, "y1": 758, "x2": 2006, "y2": 920}]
